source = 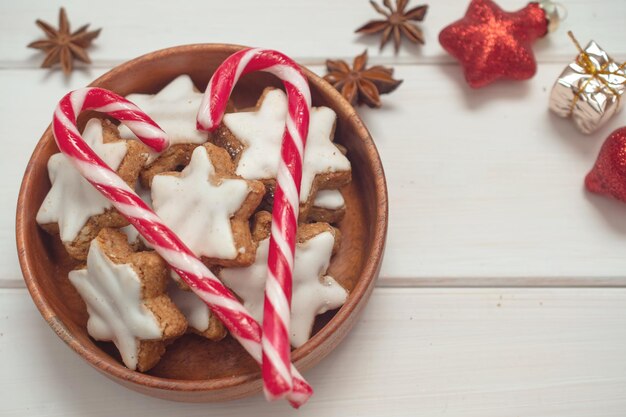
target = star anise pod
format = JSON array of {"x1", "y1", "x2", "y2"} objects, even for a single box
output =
[
  {"x1": 324, "y1": 50, "x2": 402, "y2": 108},
  {"x1": 355, "y1": 0, "x2": 428, "y2": 53},
  {"x1": 28, "y1": 8, "x2": 101, "y2": 75}
]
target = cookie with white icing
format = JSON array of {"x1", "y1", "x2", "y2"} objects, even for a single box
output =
[
  {"x1": 151, "y1": 143, "x2": 265, "y2": 267},
  {"x1": 309, "y1": 189, "x2": 346, "y2": 223},
  {"x1": 139, "y1": 143, "x2": 196, "y2": 188},
  {"x1": 118, "y1": 75, "x2": 208, "y2": 148},
  {"x1": 120, "y1": 74, "x2": 237, "y2": 185},
  {"x1": 213, "y1": 88, "x2": 352, "y2": 218},
  {"x1": 37, "y1": 119, "x2": 149, "y2": 260},
  {"x1": 68, "y1": 228, "x2": 187, "y2": 372},
  {"x1": 168, "y1": 282, "x2": 226, "y2": 341},
  {"x1": 221, "y1": 211, "x2": 348, "y2": 348}
]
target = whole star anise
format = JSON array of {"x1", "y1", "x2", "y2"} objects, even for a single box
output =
[
  {"x1": 324, "y1": 50, "x2": 402, "y2": 108},
  {"x1": 356, "y1": 0, "x2": 428, "y2": 53},
  {"x1": 28, "y1": 8, "x2": 101, "y2": 75}
]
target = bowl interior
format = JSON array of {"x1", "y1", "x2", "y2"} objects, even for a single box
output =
[{"x1": 17, "y1": 44, "x2": 387, "y2": 396}]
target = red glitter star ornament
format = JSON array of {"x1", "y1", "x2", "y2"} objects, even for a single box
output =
[
  {"x1": 586, "y1": 127, "x2": 626, "y2": 204},
  {"x1": 439, "y1": 0, "x2": 559, "y2": 88}
]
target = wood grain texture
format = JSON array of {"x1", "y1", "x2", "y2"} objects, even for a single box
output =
[
  {"x1": 2, "y1": 0, "x2": 626, "y2": 66},
  {"x1": 2, "y1": 287, "x2": 626, "y2": 416}
]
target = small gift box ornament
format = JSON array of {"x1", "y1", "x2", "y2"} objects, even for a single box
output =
[{"x1": 550, "y1": 32, "x2": 626, "y2": 134}]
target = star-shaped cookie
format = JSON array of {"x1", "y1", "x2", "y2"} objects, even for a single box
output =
[
  {"x1": 69, "y1": 228, "x2": 187, "y2": 371},
  {"x1": 438, "y1": 0, "x2": 547, "y2": 88},
  {"x1": 118, "y1": 75, "x2": 208, "y2": 147},
  {"x1": 309, "y1": 189, "x2": 346, "y2": 223},
  {"x1": 151, "y1": 143, "x2": 264, "y2": 267},
  {"x1": 168, "y1": 282, "x2": 226, "y2": 341},
  {"x1": 37, "y1": 118, "x2": 148, "y2": 260},
  {"x1": 214, "y1": 88, "x2": 351, "y2": 217},
  {"x1": 220, "y1": 212, "x2": 348, "y2": 347}
]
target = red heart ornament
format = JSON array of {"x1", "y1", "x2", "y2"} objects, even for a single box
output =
[{"x1": 586, "y1": 127, "x2": 626, "y2": 202}]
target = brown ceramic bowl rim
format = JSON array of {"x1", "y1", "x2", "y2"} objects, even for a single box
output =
[{"x1": 16, "y1": 43, "x2": 388, "y2": 393}]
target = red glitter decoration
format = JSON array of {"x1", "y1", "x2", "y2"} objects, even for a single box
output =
[
  {"x1": 586, "y1": 128, "x2": 626, "y2": 203},
  {"x1": 439, "y1": 0, "x2": 548, "y2": 88}
]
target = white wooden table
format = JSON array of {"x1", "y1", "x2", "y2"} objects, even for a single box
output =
[{"x1": 2, "y1": 1, "x2": 626, "y2": 415}]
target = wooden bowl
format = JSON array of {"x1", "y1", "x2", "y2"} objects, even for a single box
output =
[{"x1": 16, "y1": 44, "x2": 388, "y2": 402}]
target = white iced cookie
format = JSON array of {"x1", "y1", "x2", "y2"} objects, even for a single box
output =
[
  {"x1": 221, "y1": 88, "x2": 351, "y2": 203},
  {"x1": 223, "y1": 89, "x2": 286, "y2": 180},
  {"x1": 302, "y1": 106, "x2": 351, "y2": 203},
  {"x1": 168, "y1": 283, "x2": 226, "y2": 341},
  {"x1": 68, "y1": 229, "x2": 186, "y2": 371},
  {"x1": 37, "y1": 119, "x2": 127, "y2": 242},
  {"x1": 220, "y1": 224, "x2": 347, "y2": 347},
  {"x1": 313, "y1": 189, "x2": 345, "y2": 210},
  {"x1": 151, "y1": 143, "x2": 264, "y2": 266},
  {"x1": 118, "y1": 75, "x2": 208, "y2": 148},
  {"x1": 36, "y1": 119, "x2": 149, "y2": 260},
  {"x1": 308, "y1": 188, "x2": 347, "y2": 223}
]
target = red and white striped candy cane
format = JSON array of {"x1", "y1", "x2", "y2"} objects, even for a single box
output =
[
  {"x1": 197, "y1": 48, "x2": 311, "y2": 401},
  {"x1": 52, "y1": 87, "x2": 312, "y2": 407}
]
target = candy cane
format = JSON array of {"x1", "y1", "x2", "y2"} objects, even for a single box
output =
[
  {"x1": 52, "y1": 87, "x2": 312, "y2": 407},
  {"x1": 197, "y1": 48, "x2": 311, "y2": 401}
]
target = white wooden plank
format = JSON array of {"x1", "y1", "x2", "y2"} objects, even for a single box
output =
[
  {"x1": 358, "y1": 63, "x2": 626, "y2": 285},
  {"x1": 1, "y1": 0, "x2": 625, "y2": 67},
  {"x1": 4, "y1": 60, "x2": 626, "y2": 287},
  {"x1": 1, "y1": 287, "x2": 626, "y2": 416}
]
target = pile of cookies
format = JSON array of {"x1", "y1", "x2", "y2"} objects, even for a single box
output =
[{"x1": 36, "y1": 75, "x2": 352, "y2": 372}]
